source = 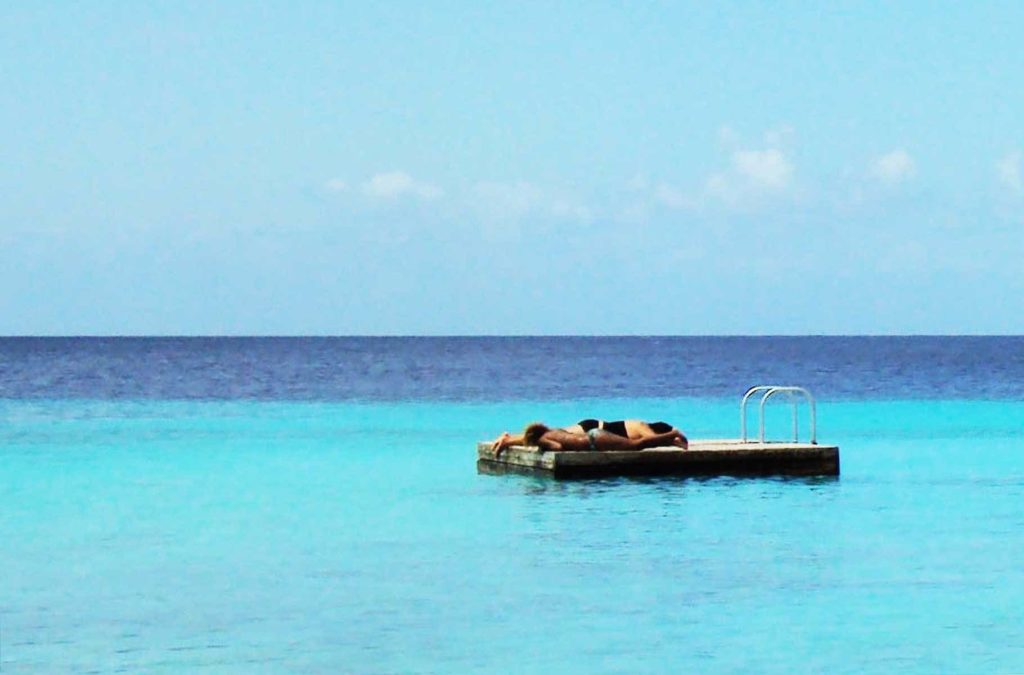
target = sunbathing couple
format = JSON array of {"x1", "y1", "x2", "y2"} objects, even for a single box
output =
[{"x1": 492, "y1": 419, "x2": 688, "y2": 455}]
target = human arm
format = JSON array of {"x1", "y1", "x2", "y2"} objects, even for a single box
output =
[
  {"x1": 537, "y1": 437, "x2": 563, "y2": 452},
  {"x1": 491, "y1": 431, "x2": 527, "y2": 455}
]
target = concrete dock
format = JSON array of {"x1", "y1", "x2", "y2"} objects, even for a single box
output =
[{"x1": 476, "y1": 438, "x2": 840, "y2": 479}]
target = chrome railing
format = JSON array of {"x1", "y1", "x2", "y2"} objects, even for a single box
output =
[{"x1": 740, "y1": 385, "x2": 817, "y2": 444}]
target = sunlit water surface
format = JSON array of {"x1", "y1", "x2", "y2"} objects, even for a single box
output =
[{"x1": 3, "y1": 338, "x2": 1024, "y2": 672}]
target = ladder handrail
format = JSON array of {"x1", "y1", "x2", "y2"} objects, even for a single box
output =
[
  {"x1": 758, "y1": 386, "x2": 817, "y2": 444},
  {"x1": 740, "y1": 385, "x2": 777, "y2": 441}
]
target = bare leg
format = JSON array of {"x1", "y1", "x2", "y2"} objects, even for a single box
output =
[
  {"x1": 588, "y1": 429, "x2": 685, "y2": 452},
  {"x1": 631, "y1": 430, "x2": 687, "y2": 451}
]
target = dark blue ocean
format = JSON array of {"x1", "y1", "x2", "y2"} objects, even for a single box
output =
[
  {"x1": 3, "y1": 337, "x2": 1024, "y2": 673},
  {"x1": 5, "y1": 336, "x2": 1024, "y2": 401}
]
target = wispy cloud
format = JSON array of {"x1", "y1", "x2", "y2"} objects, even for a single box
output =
[
  {"x1": 703, "y1": 146, "x2": 795, "y2": 207},
  {"x1": 621, "y1": 128, "x2": 797, "y2": 217},
  {"x1": 732, "y1": 148, "x2": 793, "y2": 190},
  {"x1": 550, "y1": 198, "x2": 593, "y2": 221},
  {"x1": 470, "y1": 180, "x2": 592, "y2": 223},
  {"x1": 472, "y1": 181, "x2": 542, "y2": 221},
  {"x1": 324, "y1": 178, "x2": 348, "y2": 193},
  {"x1": 361, "y1": 171, "x2": 442, "y2": 200},
  {"x1": 653, "y1": 183, "x2": 694, "y2": 209},
  {"x1": 702, "y1": 126, "x2": 797, "y2": 207},
  {"x1": 718, "y1": 125, "x2": 741, "y2": 146},
  {"x1": 996, "y1": 151, "x2": 1022, "y2": 195},
  {"x1": 762, "y1": 125, "x2": 795, "y2": 147},
  {"x1": 870, "y1": 149, "x2": 916, "y2": 185}
]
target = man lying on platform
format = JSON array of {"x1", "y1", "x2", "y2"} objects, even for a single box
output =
[{"x1": 492, "y1": 419, "x2": 688, "y2": 455}]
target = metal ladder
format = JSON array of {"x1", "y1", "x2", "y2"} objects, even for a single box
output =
[{"x1": 740, "y1": 385, "x2": 817, "y2": 444}]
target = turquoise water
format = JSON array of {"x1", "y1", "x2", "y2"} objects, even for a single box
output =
[{"x1": 4, "y1": 397, "x2": 1024, "y2": 672}]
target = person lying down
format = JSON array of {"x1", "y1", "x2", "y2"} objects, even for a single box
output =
[{"x1": 491, "y1": 419, "x2": 688, "y2": 455}]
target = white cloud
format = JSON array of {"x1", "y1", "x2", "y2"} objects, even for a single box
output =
[
  {"x1": 617, "y1": 202, "x2": 650, "y2": 224},
  {"x1": 550, "y1": 199, "x2": 593, "y2": 221},
  {"x1": 718, "y1": 125, "x2": 740, "y2": 146},
  {"x1": 471, "y1": 181, "x2": 592, "y2": 223},
  {"x1": 703, "y1": 171, "x2": 736, "y2": 202},
  {"x1": 616, "y1": 178, "x2": 695, "y2": 221},
  {"x1": 625, "y1": 132, "x2": 796, "y2": 215},
  {"x1": 871, "y1": 150, "x2": 916, "y2": 184},
  {"x1": 700, "y1": 145, "x2": 795, "y2": 209},
  {"x1": 654, "y1": 183, "x2": 694, "y2": 209},
  {"x1": 626, "y1": 173, "x2": 650, "y2": 192},
  {"x1": 324, "y1": 178, "x2": 348, "y2": 192},
  {"x1": 361, "y1": 171, "x2": 442, "y2": 200},
  {"x1": 997, "y1": 151, "x2": 1022, "y2": 195},
  {"x1": 763, "y1": 125, "x2": 795, "y2": 147},
  {"x1": 719, "y1": 125, "x2": 793, "y2": 150},
  {"x1": 472, "y1": 181, "x2": 544, "y2": 221},
  {"x1": 733, "y1": 148, "x2": 793, "y2": 190}
]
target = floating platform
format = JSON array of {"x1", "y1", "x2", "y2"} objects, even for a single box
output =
[{"x1": 476, "y1": 439, "x2": 840, "y2": 480}]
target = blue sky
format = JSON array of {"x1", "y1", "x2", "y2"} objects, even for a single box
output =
[{"x1": 2, "y1": 2, "x2": 1022, "y2": 334}]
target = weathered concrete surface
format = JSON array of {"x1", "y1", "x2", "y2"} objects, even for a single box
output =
[{"x1": 477, "y1": 439, "x2": 840, "y2": 479}]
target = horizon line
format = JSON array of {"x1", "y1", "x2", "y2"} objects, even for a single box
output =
[{"x1": 2, "y1": 334, "x2": 1022, "y2": 339}]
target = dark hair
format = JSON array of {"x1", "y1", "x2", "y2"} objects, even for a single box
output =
[{"x1": 523, "y1": 422, "x2": 550, "y2": 446}]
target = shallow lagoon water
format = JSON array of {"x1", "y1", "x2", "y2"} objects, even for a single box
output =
[{"x1": 4, "y1": 392, "x2": 1024, "y2": 673}]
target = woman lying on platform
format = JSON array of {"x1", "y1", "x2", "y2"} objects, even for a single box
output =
[
  {"x1": 518, "y1": 422, "x2": 687, "y2": 453},
  {"x1": 491, "y1": 419, "x2": 687, "y2": 452},
  {"x1": 492, "y1": 419, "x2": 688, "y2": 454}
]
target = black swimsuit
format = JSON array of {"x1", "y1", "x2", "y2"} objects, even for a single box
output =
[
  {"x1": 577, "y1": 417, "x2": 622, "y2": 438},
  {"x1": 577, "y1": 419, "x2": 669, "y2": 438},
  {"x1": 601, "y1": 420, "x2": 628, "y2": 437}
]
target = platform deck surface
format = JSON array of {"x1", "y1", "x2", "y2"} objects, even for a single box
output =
[{"x1": 477, "y1": 439, "x2": 839, "y2": 479}]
